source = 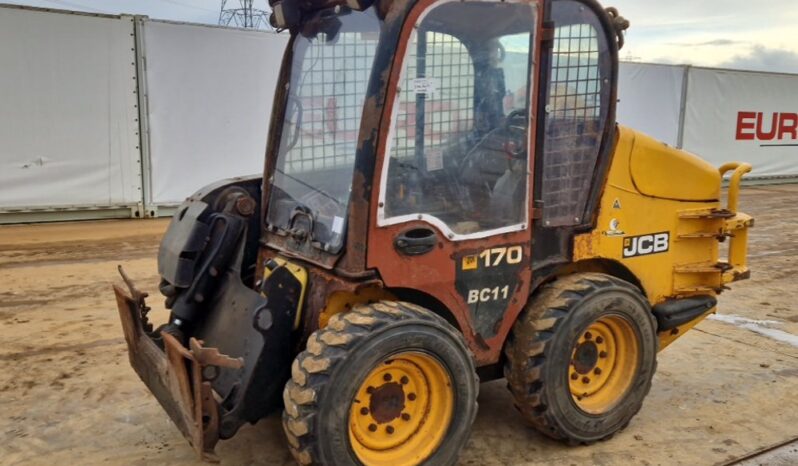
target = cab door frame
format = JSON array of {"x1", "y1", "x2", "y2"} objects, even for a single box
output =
[{"x1": 366, "y1": 0, "x2": 545, "y2": 365}]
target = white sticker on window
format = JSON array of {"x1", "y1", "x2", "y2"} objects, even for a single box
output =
[
  {"x1": 412, "y1": 77, "x2": 438, "y2": 95},
  {"x1": 331, "y1": 216, "x2": 345, "y2": 234},
  {"x1": 425, "y1": 149, "x2": 444, "y2": 172}
]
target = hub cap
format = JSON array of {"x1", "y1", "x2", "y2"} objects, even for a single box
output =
[
  {"x1": 349, "y1": 352, "x2": 454, "y2": 465},
  {"x1": 569, "y1": 315, "x2": 639, "y2": 414}
]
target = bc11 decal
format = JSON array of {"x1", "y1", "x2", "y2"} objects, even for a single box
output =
[
  {"x1": 623, "y1": 232, "x2": 669, "y2": 258},
  {"x1": 455, "y1": 245, "x2": 525, "y2": 338}
]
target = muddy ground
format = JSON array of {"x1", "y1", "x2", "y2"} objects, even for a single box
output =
[{"x1": 1, "y1": 185, "x2": 797, "y2": 466}]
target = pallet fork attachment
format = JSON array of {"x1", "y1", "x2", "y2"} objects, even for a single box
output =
[{"x1": 113, "y1": 266, "x2": 242, "y2": 462}]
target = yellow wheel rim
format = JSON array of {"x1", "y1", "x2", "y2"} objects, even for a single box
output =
[
  {"x1": 349, "y1": 352, "x2": 454, "y2": 466},
  {"x1": 569, "y1": 315, "x2": 639, "y2": 414}
]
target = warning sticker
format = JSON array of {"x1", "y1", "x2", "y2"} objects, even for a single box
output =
[
  {"x1": 425, "y1": 149, "x2": 444, "y2": 172},
  {"x1": 412, "y1": 77, "x2": 438, "y2": 95},
  {"x1": 331, "y1": 216, "x2": 345, "y2": 234}
]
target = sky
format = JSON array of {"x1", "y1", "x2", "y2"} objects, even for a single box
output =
[{"x1": 3, "y1": 0, "x2": 798, "y2": 74}]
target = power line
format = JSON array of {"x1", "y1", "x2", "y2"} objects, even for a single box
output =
[
  {"x1": 43, "y1": 0, "x2": 104, "y2": 13},
  {"x1": 161, "y1": 0, "x2": 217, "y2": 12}
]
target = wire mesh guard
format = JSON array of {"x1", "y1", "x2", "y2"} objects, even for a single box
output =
[
  {"x1": 283, "y1": 29, "x2": 475, "y2": 175},
  {"x1": 541, "y1": 23, "x2": 605, "y2": 226},
  {"x1": 391, "y1": 31, "x2": 475, "y2": 162},
  {"x1": 284, "y1": 32, "x2": 379, "y2": 174}
]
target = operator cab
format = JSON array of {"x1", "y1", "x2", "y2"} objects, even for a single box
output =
[
  {"x1": 263, "y1": 0, "x2": 616, "y2": 264},
  {"x1": 261, "y1": 0, "x2": 619, "y2": 350}
]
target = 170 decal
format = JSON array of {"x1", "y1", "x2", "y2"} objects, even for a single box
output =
[{"x1": 461, "y1": 246, "x2": 523, "y2": 271}]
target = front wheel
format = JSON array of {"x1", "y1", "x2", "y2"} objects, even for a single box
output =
[
  {"x1": 505, "y1": 273, "x2": 658, "y2": 444},
  {"x1": 282, "y1": 301, "x2": 479, "y2": 466}
]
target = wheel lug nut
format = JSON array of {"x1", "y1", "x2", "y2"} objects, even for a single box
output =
[
  {"x1": 401, "y1": 413, "x2": 410, "y2": 421},
  {"x1": 386, "y1": 425, "x2": 395, "y2": 434},
  {"x1": 570, "y1": 373, "x2": 579, "y2": 381},
  {"x1": 400, "y1": 376, "x2": 409, "y2": 385},
  {"x1": 408, "y1": 393, "x2": 417, "y2": 401},
  {"x1": 360, "y1": 407, "x2": 369, "y2": 415},
  {"x1": 599, "y1": 351, "x2": 607, "y2": 358},
  {"x1": 368, "y1": 424, "x2": 377, "y2": 432},
  {"x1": 596, "y1": 336, "x2": 604, "y2": 344},
  {"x1": 594, "y1": 368, "x2": 602, "y2": 375},
  {"x1": 582, "y1": 377, "x2": 590, "y2": 384},
  {"x1": 584, "y1": 332, "x2": 592, "y2": 340},
  {"x1": 367, "y1": 386, "x2": 375, "y2": 394},
  {"x1": 383, "y1": 373, "x2": 392, "y2": 382}
]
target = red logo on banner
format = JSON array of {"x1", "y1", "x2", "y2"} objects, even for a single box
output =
[{"x1": 736, "y1": 112, "x2": 798, "y2": 141}]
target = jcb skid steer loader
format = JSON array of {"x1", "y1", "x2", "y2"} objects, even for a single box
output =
[{"x1": 113, "y1": 0, "x2": 754, "y2": 463}]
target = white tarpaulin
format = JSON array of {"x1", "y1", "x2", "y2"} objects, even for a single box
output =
[
  {"x1": 143, "y1": 21, "x2": 289, "y2": 205},
  {"x1": 617, "y1": 62, "x2": 684, "y2": 147},
  {"x1": 0, "y1": 7, "x2": 142, "y2": 210},
  {"x1": 1, "y1": 4, "x2": 797, "y2": 224},
  {"x1": 682, "y1": 67, "x2": 798, "y2": 177}
]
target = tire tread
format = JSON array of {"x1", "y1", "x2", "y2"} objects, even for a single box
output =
[
  {"x1": 504, "y1": 273, "x2": 657, "y2": 444},
  {"x1": 282, "y1": 301, "x2": 473, "y2": 465}
]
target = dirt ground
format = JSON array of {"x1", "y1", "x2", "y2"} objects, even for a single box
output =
[{"x1": 1, "y1": 185, "x2": 798, "y2": 466}]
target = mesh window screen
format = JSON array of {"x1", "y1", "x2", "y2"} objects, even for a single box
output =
[
  {"x1": 267, "y1": 9, "x2": 382, "y2": 252},
  {"x1": 284, "y1": 33, "x2": 379, "y2": 173},
  {"x1": 541, "y1": 15, "x2": 607, "y2": 226},
  {"x1": 391, "y1": 31, "x2": 474, "y2": 162}
]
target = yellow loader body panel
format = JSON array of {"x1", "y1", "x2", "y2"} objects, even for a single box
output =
[
  {"x1": 574, "y1": 126, "x2": 753, "y2": 349},
  {"x1": 629, "y1": 131, "x2": 721, "y2": 202}
]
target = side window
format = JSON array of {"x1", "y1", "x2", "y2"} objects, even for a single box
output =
[
  {"x1": 380, "y1": 1, "x2": 537, "y2": 237},
  {"x1": 501, "y1": 33, "x2": 533, "y2": 114},
  {"x1": 541, "y1": 0, "x2": 610, "y2": 226}
]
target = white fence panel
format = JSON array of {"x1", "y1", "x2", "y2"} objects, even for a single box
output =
[
  {"x1": 143, "y1": 21, "x2": 289, "y2": 206},
  {"x1": 682, "y1": 67, "x2": 798, "y2": 177},
  {"x1": 0, "y1": 7, "x2": 142, "y2": 212},
  {"x1": 617, "y1": 62, "x2": 684, "y2": 147}
]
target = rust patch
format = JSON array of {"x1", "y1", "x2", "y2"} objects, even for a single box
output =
[
  {"x1": 114, "y1": 267, "x2": 243, "y2": 462},
  {"x1": 369, "y1": 382, "x2": 405, "y2": 423}
]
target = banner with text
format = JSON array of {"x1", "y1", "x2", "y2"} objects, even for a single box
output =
[{"x1": 682, "y1": 67, "x2": 798, "y2": 177}]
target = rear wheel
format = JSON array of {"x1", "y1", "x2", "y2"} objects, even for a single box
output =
[
  {"x1": 504, "y1": 273, "x2": 657, "y2": 443},
  {"x1": 282, "y1": 301, "x2": 478, "y2": 466}
]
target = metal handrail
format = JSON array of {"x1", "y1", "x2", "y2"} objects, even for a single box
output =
[{"x1": 719, "y1": 162, "x2": 753, "y2": 213}]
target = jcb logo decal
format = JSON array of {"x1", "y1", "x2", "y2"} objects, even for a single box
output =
[
  {"x1": 623, "y1": 232, "x2": 669, "y2": 258},
  {"x1": 462, "y1": 255, "x2": 478, "y2": 271}
]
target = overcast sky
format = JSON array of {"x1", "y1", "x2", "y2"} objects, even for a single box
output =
[{"x1": 4, "y1": 0, "x2": 798, "y2": 73}]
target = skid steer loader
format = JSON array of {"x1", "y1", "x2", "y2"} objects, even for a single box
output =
[{"x1": 113, "y1": 0, "x2": 754, "y2": 463}]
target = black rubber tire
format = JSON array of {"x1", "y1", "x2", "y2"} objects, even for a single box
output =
[
  {"x1": 282, "y1": 301, "x2": 479, "y2": 466},
  {"x1": 504, "y1": 272, "x2": 657, "y2": 444}
]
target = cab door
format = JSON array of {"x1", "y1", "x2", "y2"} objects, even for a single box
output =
[{"x1": 367, "y1": 0, "x2": 541, "y2": 365}]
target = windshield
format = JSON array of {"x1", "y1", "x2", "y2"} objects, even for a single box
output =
[{"x1": 266, "y1": 8, "x2": 382, "y2": 252}]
